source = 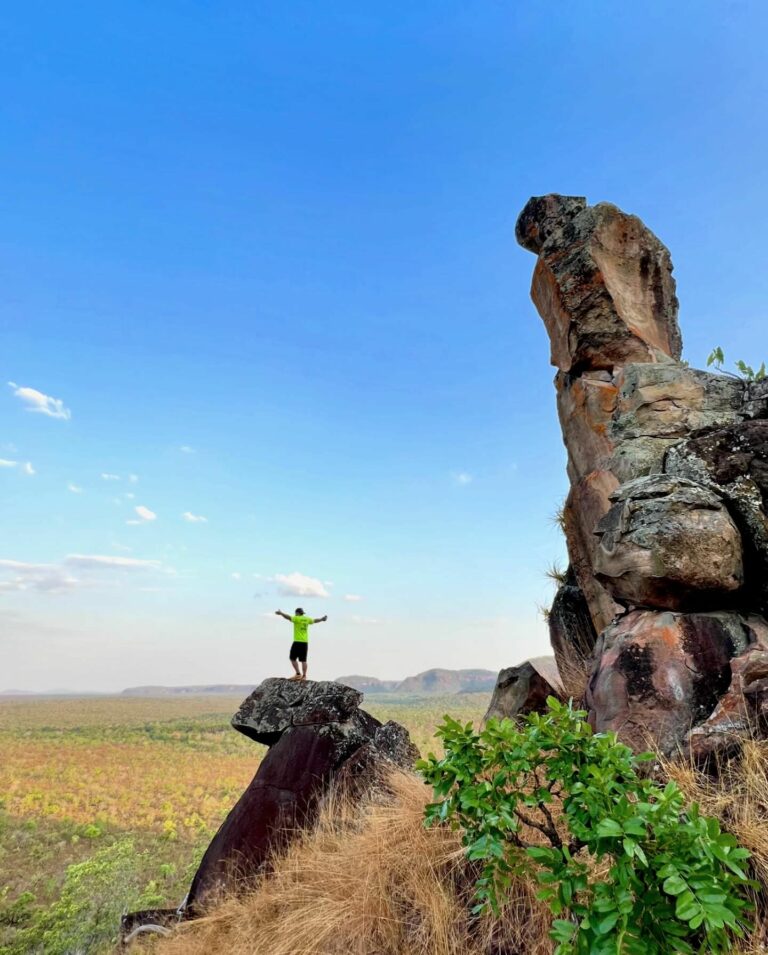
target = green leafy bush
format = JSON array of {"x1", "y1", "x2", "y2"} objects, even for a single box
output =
[
  {"x1": 418, "y1": 699, "x2": 754, "y2": 954},
  {"x1": 3, "y1": 839, "x2": 161, "y2": 955}
]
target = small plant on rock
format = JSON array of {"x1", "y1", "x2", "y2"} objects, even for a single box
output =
[
  {"x1": 707, "y1": 346, "x2": 766, "y2": 381},
  {"x1": 418, "y1": 699, "x2": 754, "y2": 954}
]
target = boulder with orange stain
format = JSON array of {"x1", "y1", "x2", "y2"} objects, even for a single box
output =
[{"x1": 585, "y1": 610, "x2": 754, "y2": 756}]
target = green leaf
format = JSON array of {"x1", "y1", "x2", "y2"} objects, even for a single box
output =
[
  {"x1": 675, "y1": 891, "x2": 699, "y2": 921},
  {"x1": 593, "y1": 910, "x2": 620, "y2": 935},
  {"x1": 596, "y1": 818, "x2": 623, "y2": 838},
  {"x1": 663, "y1": 875, "x2": 688, "y2": 896}
]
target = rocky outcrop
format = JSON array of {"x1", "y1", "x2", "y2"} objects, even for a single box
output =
[
  {"x1": 515, "y1": 193, "x2": 768, "y2": 761},
  {"x1": 483, "y1": 657, "x2": 562, "y2": 725},
  {"x1": 666, "y1": 419, "x2": 768, "y2": 612},
  {"x1": 687, "y1": 620, "x2": 768, "y2": 762},
  {"x1": 122, "y1": 679, "x2": 418, "y2": 938}
]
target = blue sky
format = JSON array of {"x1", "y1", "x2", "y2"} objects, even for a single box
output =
[{"x1": 2, "y1": 1, "x2": 768, "y2": 691}]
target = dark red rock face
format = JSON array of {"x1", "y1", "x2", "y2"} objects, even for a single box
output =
[
  {"x1": 186, "y1": 724, "x2": 338, "y2": 912},
  {"x1": 586, "y1": 610, "x2": 753, "y2": 755}
]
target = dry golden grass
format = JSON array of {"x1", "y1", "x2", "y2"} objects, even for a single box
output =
[
  {"x1": 554, "y1": 653, "x2": 589, "y2": 706},
  {"x1": 152, "y1": 770, "x2": 553, "y2": 955}
]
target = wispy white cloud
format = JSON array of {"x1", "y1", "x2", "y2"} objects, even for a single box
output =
[
  {"x1": 231, "y1": 572, "x2": 242, "y2": 581},
  {"x1": 0, "y1": 553, "x2": 170, "y2": 596},
  {"x1": 126, "y1": 505, "x2": 157, "y2": 525},
  {"x1": 343, "y1": 594, "x2": 363, "y2": 602},
  {"x1": 128, "y1": 474, "x2": 139, "y2": 484},
  {"x1": 0, "y1": 560, "x2": 78, "y2": 594},
  {"x1": 349, "y1": 615, "x2": 380, "y2": 625},
  {"x1": 67, "y1": 483, "x2": 83, "y2": 494},
  {"x1": 0, "y1": 459, "x2": 35, "y2": 476},
  {"x1": 273, "y1": 572, "x2": 329, "y2": 598},
  {"x1": 101, "y1": 473, "x2": 121, "y2": 481},
  {"x1": 179, "y1": 446, "x2": 195, "y2": 454},
  {"x1": 182, "y1": 511, "x2": 208, "y2": 523},
  {"x1": 452, "y1": 471, "x2": 473, "y2": 486},
  {"x1": 124, "y1": 492, "x2": 135, "y2": 500},
  {"x1": 8, "y1": 382, "x2": 71, "y2": 421}
]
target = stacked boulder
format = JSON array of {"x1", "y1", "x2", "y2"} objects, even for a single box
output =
[
  {"x1": 516, "y1": 194, "x2": 768, "y2": 759},
  {"x1": 122, "y1": 678, "x2": 418, "y2": 941}
]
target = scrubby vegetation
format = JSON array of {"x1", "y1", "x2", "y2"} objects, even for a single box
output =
[
  {"x1": 707, "y1": 346, "x2": 767, "y2": 381},
  {"x1": 145, "y1": 742, "x2": 768, "y2": 955},
  {"x1": 0, "y1": 692, "x2": 486, "y2": 953},
  {"x1": 7, "y1": 693, "x2": 768, "y2": 954}
]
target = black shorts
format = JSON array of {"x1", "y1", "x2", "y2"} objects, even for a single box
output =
[{"x1": 289, "y1": 641, "x2": 308, "y2": 662}]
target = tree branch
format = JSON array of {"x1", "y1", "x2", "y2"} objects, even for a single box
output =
[{"x1": 513, "y1": 807, "x2": 563, "y2": 849}]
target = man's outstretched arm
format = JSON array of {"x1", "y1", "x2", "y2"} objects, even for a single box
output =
[
  {"x1": 275, "y1": 610, "x2": 292, "y2": 621},
  {"x1": 312, "y1": 615, "x2": 328, "y2": 624}
]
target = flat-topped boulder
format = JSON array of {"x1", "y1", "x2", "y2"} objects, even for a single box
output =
[{"x1": 232, "y1": 677, "x2": 366, "y2": 744}]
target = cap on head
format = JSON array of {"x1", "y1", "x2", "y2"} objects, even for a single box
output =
[{"x1": 295, "y1": 607, "x2": 304, "y2": 616}]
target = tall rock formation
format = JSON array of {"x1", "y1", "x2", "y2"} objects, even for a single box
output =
[{"x1": 515, "y1": 194, "x2": 768, "y2": 759}]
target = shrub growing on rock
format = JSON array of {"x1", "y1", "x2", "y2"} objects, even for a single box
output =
[{"x1": 418, "y1": 699, "x2": 754, "y2": 954}]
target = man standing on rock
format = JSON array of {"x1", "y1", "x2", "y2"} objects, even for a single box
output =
[{"x1": 274, "y1": 607, "x2": 328, "y2": 680}]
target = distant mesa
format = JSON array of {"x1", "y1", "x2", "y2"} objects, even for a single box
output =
[
  {"x1": 333, "y1": 675, "x2": 400, "y2": 693},
  {"x1": 120, "y1": 669, "x2": 497, "y2": 698},
  {"x1": 121, "y1": 684, "x2": 257, "y2": 697},
  {"x1": 336, "y1": 668, "x2": 497, "y2": 695}
]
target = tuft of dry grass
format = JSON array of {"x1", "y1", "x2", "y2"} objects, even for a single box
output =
[
  {"x1": 553, "y1": 653, "x2": 589, "y2": 706},
  {"x1": 150, "y1": 770, "x2": 553, "y2": 955},
  {"x1": 544, "y1": 561, "x2": 568, "y2": 587}
]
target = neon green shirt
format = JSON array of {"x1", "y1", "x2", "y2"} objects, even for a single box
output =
[{"x1": 291, "y1": 614, "x2": 314, "y2": 643}]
